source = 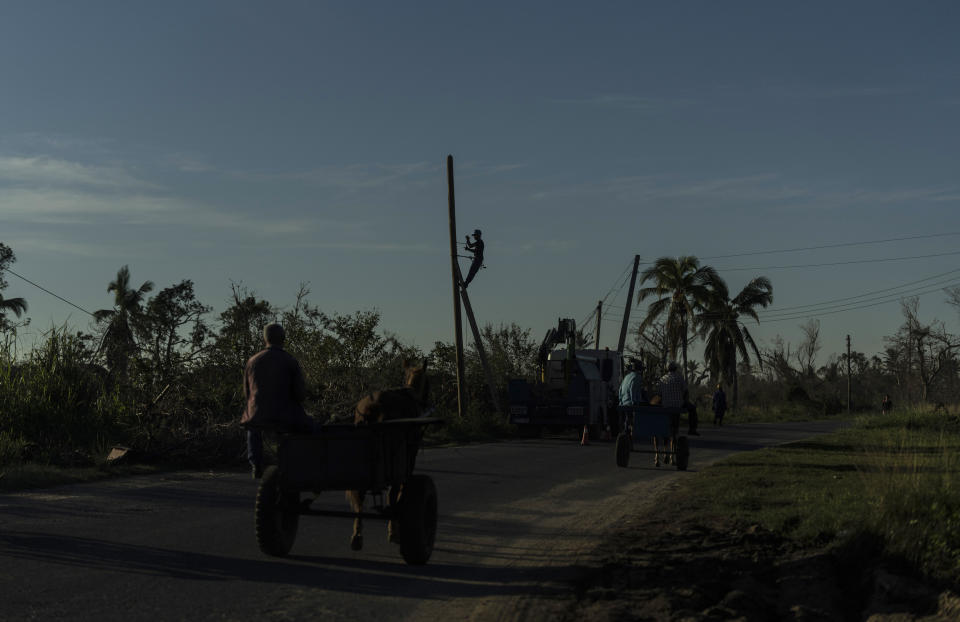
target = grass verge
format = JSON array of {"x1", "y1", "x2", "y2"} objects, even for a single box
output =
[{"x1": 687, "y1": 408, "x2": 960, "y2": 588}]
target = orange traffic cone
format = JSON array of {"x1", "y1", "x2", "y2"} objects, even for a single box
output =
[{"x1": 580, "y1": 425, "x2": 590, "y2": 445}]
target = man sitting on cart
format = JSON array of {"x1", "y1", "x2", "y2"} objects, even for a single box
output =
[
  {"x1": 620, "y1": 357, "x2": 671, "y2": 466},
  {"x1": 240, "y1": 323, "x2": 320, "y2": 479},
  {"x1": 618, "y1": 357, "x2": 647, "y2": 426}
]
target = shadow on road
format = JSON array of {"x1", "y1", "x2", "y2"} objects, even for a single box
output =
[{"x1": 0, "y1": 529, "x2": 576, "y2": 600}]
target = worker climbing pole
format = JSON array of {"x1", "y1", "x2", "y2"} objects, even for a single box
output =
[
  {"x1": 446, "y1": 155, "x2": 501, "y2": 416},
  {"x1": 462, "y1": 229, "x2": 485, "y2": 288}
]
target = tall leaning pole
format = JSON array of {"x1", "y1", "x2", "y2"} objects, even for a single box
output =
[{"x1": 447, "y1": 155, "x2": 466, "y2": 419}]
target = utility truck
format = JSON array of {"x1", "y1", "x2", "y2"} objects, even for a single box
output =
[{"x1": 507, "y1": 318, "x2": 621, "y2": 437}]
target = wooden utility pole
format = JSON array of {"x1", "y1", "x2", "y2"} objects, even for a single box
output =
[
  {"x1": 594, "y1": 300, "x2": 602, "y2": 349},
  {"x1": 447, "y1": 155, "x2": 465, "y2": 418},
  {"x1": 617, "y1": 255, "x2": 641, "y2": 354},
  {"x1": 846, "y1": 334, "x2": 852, "y2": 414},
  {"x1": 459, "y1": 282, "x2": 502, "y2": 415}
]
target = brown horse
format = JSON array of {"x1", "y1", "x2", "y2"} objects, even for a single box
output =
[{"x1": 347, "y1": 358, "x2": 429, "y2": 550}]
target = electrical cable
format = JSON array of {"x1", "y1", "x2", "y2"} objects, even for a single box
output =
[
  {"x1": 6, "y1": 269, "x2": 95, "y2": 317},
  {"x1": 696, "y1": 274, "x2": 960, "y2": 321},
  {"x1": 580, "y1": 257, "x2": 633, "y2": 329},
  {"x1": 754, "y1": 267, "x2": 960, "y2": 313},
  {"x1": 700, "y1": 231, "x2": 960, "y2": 260},
  {"x1": 759, "y1": 281, "x2": 958, "y2": 323},
  {"x1": 714, "y1": 249, "x2": 960, "y2": 272}
]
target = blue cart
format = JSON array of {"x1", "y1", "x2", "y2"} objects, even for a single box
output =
[{"x1": 614, "y1": 405, "x2": 689, "y2": 470}]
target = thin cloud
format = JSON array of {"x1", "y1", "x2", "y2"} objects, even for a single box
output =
[
  {"x1": 164, "y1": 153, "x2": 216, "y2": 173},
  {"x1": 457, "y1": 162, "x2": 528, "y2": 179},
  {"x1": 233, "y1": 161, "x2": 435, "y2": 190},
  {"x1": 513, "y1": 239, "x2": 579, "y2": 254},
  {"x1": 8, "y1": 236, "x2": 123, "y2": 258},
  {"x1": 550, "y1": 94, "x2": 692, "y2": 109},
  {"x1": 609, "y1": 173, "x2": 798, "y2": 202},
  {"x1": 763, "y1": 84, "x2": 912, "y2": 100},
  {"x1": 0, "y1": 188, "x2": 182, "y2": 220},
  {"x1": 0, "y1": 156, "x2": 151, "y2": 189},
  {"x1": 304, "y1": 241, "x2": 439, "y2": 252},
  {"x1": 0, "y1": 186, "x2": 344, "y2": 237},
  {"x1": 527, "y1": 172, "x2": 958, "y2": 211},
  {"x1": 0, "y1": 132, "x2": 116, "y2": 155}
]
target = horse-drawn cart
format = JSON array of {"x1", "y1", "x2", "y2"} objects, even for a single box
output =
[
  {"x1": 254, "y1": 417, "x2": 443, "y2": 565},
  {"x1": 614, "y1": 405, "x2": 690, "y2": 470}
]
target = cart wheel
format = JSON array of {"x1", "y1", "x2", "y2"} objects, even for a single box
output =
[
  {"x1": 675, "y1": 436, "x2": 690, "y2": 471},
  {"x1": 398, "y1": 474, "x2": 437, "y2": 565},
  {"x1": 615, "y1": 433, "x2": 631, "y2": 468},
  {"x1": 255, "y1": 465, "x2": 300, "y2": 557}
]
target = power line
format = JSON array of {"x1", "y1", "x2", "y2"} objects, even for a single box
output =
[
  {"x1": 758, "y1": 279, "x2": 960, "y2": 320},
  {"x1": 760, "y1": 281, "x2": 958, "y2": 323},
  {"x1": 580, "y1": 257, "x2": 634, "y2": 329},
  {"x1": 695, "y1": 270, "x2": 960, "y2": 320},
  {"x1": 714, "y1": 249, "x2": 960, "y2": 272},
  {"x1": 6, "y1": 269, "x2": 96, "y2": 317},
  {"x1": 758, "y1": 268, "x2": 960, "y2": 314},
  {"x1": 700, "y1": 231, "x2": 960, "y2": 260},
  {"x1": 696, "y1": 277, "x2": 960, "y2": 322},
  {"x1": 602, "y1": 260, "x2": 634, "y2": 305},
  {"x1": 579, "y1": 308, "x2": 597, "y2": 332}
]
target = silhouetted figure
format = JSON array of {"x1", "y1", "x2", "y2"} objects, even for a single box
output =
[
  {"x1": 658, "y1": 361, "x2": 699, "y2": 436},
  {"x1": 881, "y1": 394, "x2": 893, "y2": 415},
  {"x1": 619, "y1": 358, "x2": 647, "y2": 407},
  {"x1": 618, "y1": 357, "x2": 647, "y2": 439},
  {"x1": 240, "y1": 323, "x2": 318, "y2": 479},
  {"x1": 462, "y1": 229, "x2": 484, "y2": 288},
  {"x1": 712, "y1": 383, "x2": 727, "y2": 426}
]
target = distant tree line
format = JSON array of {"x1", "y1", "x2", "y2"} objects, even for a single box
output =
[
  {"x1": 0, "y1": 243, "x2": 539, "y2": 466},
  {"x1": 627, "y1": 255, "x2": 960, "y2": 417},
  {"x1": 1, "y1": 242, "x2": 959, "y2": 468}
]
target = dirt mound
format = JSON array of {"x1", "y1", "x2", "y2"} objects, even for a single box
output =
[{"x1": 565, "y1": 484, "x2": 957, "y2": 621}]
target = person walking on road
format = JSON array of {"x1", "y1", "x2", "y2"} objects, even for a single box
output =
[
  {"x1": 712, "y1": 383, "x2": 727, "y2": 426},
  {"x1": 240, "y1": 323, "x2": 318, "y2": 479}
]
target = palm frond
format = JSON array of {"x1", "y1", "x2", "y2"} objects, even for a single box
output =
[
  {"x1": 741, "y1": 326, "x2": 763, "y2": 369},
  {"x1": 93, "y1": 308, "x2": 115, "y2": 323},
  {"x1": 0, "y1": 295, "x2": 28, "y2": 318}
]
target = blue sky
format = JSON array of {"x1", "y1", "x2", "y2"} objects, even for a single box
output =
[{"x1": 2, "y1": 1, "x2": 959, "y2": 366}]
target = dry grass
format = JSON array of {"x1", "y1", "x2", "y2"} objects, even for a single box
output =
[{"x1": 686, "y1": 408, "x2": 960, "y2": 588}]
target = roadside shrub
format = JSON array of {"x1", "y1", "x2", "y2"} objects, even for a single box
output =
[
  {"x1": 860, "y1": 411, "x2": 960, "y2": 585},
  {"x1": 0, "y1": 430, "x2": 27, "y2": 466},
  {"x1": 0, "y1": 328, "x2": 125, "y2": 465},
  {"x1": 428, "y1": 401, "x2": 512, "y2": 444}
]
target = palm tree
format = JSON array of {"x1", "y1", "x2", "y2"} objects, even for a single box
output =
[
  {"x1": 697, "y1": 275, "x2": 773, "y2": 412},
  {"x1": 0, "y1": 293, "x2": 28, "y2": 322},
  {"x1": 94, "y1": 265, "x2": 154, "y2": 378},
  {"x1": 637, "y1": 256, "x2": 719, "y2": 384}
]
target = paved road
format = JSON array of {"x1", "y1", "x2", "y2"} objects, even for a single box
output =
[{"x1": 0, "y1": 420, "x2": 844, "y2": 621}]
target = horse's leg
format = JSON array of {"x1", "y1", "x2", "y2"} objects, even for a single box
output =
[
  {"x1": 347, "y1": 489, "x2": 365, "y2": 550},
  {"x1": 387, "y1": 485, "x2": 400, "y2": 544},
  {"x1": 652, "y1": 437, "x2": 660, "y2": 466}
]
